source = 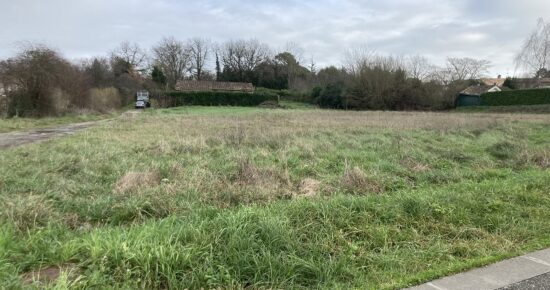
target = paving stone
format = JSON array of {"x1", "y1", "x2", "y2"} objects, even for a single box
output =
[{"x1": 407, "y1": 252, "x2": 550, "y2": 290}]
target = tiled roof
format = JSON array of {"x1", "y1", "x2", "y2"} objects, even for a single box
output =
[
  {"x1": 481, "y1": 78, "x2": 506, "y2": 87},
  {"x1": 175, "y1": 80, "x2": 255, "y2": 92},
  {"x1": 460, "y1": 85, "x2": 499, "y2": 96}
]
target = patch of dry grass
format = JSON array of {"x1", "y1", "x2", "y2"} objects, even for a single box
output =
[{"x1": 115, "y1": 171, "x2": 161, "y2": 193}]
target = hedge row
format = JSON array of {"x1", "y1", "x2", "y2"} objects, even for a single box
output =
[
  {"x1": 481, "y1": 88, "x2": 550, "y2": 106},
  {"x1": 158, "y1": 91, "x2": 278, "y2": 107}
]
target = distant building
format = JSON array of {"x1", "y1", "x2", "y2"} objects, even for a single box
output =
[
  {"x1": 480, "y1": 75, "x2": 506, "y2": 87},
  {"x1": 175, "y1": 80, "x2": 255, "y2": 93},
  {"x1": 481, "y1": 76, "x2": 550, "y2": 89},
  {"x1": 512, "y1": 78, "x2": 550, "y2": 89},
  {"x1": 456, "y1": 85, "x2": 501, "y2": 107}
]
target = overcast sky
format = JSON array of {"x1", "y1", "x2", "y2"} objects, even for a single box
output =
[{"x1": 1, "y1": 0, "x2": 549, "y2": 76}]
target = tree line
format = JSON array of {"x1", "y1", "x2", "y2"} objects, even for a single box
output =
[{"x1": 1, "y1": 18, "x2": 548, "y2": 116}]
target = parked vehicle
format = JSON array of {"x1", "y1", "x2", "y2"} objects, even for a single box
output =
[{"x1": 135, "y1": 90, "x2": 151, "y2": 109}]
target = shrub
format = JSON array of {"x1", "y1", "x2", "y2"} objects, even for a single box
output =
[
  {"x1": 158, "y1": 91, "x2": 278, "y2": 107},
  {"x1": 1, "y1": 44, "x2": 88, "y2": 117},
  {"x1": 88, "y1": 87, "x2": 122, "y2": 113},
  {"x1": 481, "y1": 89, "x2": 550, "y2": 106},
  {"x1": 487, "y1": 141, "x2": 520, "y2": 160},
  {"x1": 256, "y1": 87, "x2": 313, "y2": 103}
]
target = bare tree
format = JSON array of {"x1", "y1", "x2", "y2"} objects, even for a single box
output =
[
  {"x1": 344, "y1": 47, "x2": 404, "y2": 76},
  {"x1": 283, "y1": 41, "x2": 305, "y2": 64},
  {"x1": 1, "y1": 43, "x2": 87, "y2": 116},
  {"x1": 153, "y1": 37, "x2": 191, "y2": 89},
  {"x1": 515, "y1": 18, "x2": 550, "y2": 77},
  {"x1": 111, "y1": 41, "x2": 147, "y2": 74},
  {"x1": 406, "y1": 55, "x2": 435, "y2": 81},
  {"x1": 219, "y1": 39, "x2": 271, "y2": 81},
  {"x1": 188, "y1": 38, "x2": 211, "y2": 80},
  {"x1": 445, "y1": 57, "x2": 491, "y2": 82}
]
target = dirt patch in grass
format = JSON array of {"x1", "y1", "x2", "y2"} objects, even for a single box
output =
[
  {"x1": 22, "y1": 264, "x2": 76, "y2": 286},
  {"x1": 115, "y1": 171, "x2": 161, "y2": 193}
]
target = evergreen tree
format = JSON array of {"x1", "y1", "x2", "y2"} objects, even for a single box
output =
[
  {"x1": 151, "y1": 66, "x2": 167, "y2": 86},
  {"x1": 215, "y1": 52, "x2": 221, "y2": 80}
]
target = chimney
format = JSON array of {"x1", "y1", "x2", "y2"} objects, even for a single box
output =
[{"x1": 497, "y1": 74, "x2": 502, "y2": 79}]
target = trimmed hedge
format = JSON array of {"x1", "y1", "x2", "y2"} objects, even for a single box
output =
[
  {"x1": 481, "y1": 89, "x2": 550, "y2": 106},
  {"x1": 158, "y1": 91, "x2": 278, "y2": 107}
]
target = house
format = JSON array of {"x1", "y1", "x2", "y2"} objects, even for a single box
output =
[
  {"x1": 482, "y1": 75, "x2": 550, "y2": 89},
  {"x1": 456, "y1": 85, "x2": 501, "y2": 107},
  {"x1": 481, "y1": 75, "x2": 506, "y2": 87},
  {"x1": 513, "y1": 78, "x2": 550, "y2": 89},
  {"x1": 175, "y1": 80, "x2": 255, "y2": 93}
]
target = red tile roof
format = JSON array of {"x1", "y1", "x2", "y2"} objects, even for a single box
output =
[
  {"x1": 460, "y1": 85, "x2": 500, "y2": 96},
  {"x1": 481, "y1": 78, "x2": 506, "y2": 87},
  {"x1": 175, "y1": 80, "x2": 255, "y2": 92}
]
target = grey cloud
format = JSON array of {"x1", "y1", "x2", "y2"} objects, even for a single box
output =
[{"x1": 1, "y1": 0, "x2": 549, "y2": 76}]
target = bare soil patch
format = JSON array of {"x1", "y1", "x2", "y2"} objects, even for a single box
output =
[
  {"x1": 0, "y1": 121, "x2": 99, "y2": 149},
  {"x1": 22, "y1": 264, "x2": 76, "y2": 285}
]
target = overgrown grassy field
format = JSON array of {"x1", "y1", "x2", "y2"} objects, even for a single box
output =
[
  {"x1": 1, "y1": 107, "x2": 550, "y2": 289},
  {"x1": 0, "y1": 112, "x2": 117, "y2": 133},
  {"x1": 455, "y1": 104, "x2": 550, "y2": 114}
]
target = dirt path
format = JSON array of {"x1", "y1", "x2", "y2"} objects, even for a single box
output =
[
  {"x1": 0, "y1": 121, "x2": 102, "y2": 149},
  {"x1": 0, "y1": 110, "x2": 141, "y2": 149},
  {"x1": 0, "y1": 110, "x2": 144, "y2": 149}
]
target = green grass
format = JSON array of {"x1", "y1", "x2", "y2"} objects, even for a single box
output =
[
  {"x1": 1, "y1": 107, "x2": 550, "y2": 289},
  {"x1": 0, "y1": 112, "x2": 117, "y2": 133},
  {"x1": 455, "y1": 104, "x2": 550, "y2": 114},
  {"x1": 279, "y1": 101, "x2": 317, "y2": 109}
]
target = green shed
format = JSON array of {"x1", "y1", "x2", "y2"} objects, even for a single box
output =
[
  {"x1": 456, "y1": 94, "x2": 481, "y2": 106},
  {"x1": 456, "y1": 85, "x2": 501, "y2": 107}
]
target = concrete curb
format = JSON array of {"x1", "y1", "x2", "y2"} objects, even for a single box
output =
[{"x1": 406, "y1": 248, "x2": 550, "y2": 290}]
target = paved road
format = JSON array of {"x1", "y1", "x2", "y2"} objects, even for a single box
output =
[
  {"x1": 407, "y1": 248, "x2": 550, "y2": 290},
  {"x1": 0, "y1": 121, "x2": 100, "y2": 149},
  {"x1": 499, "y1": 272, "x2": 550, "y2": 290}
]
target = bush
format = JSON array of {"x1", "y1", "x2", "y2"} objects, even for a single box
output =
[
  {"x1": 1, "y1": 44, "x2": 88, "y2": 117},
  {"x1": 88, "y1": 87, "x2": 122, "y2": 113},
  {"x1": 256, "y1": 87, "x2": 312, "y2": 103},
  {"x1": 481, "y1": 89, "x2": 550, "y2": 106},
  {"x1": 158, "y1": 91, "x2": 278, "y2": 107}
]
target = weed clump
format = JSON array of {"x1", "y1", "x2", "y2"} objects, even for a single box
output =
[
  {"x1": 533, "y1": 151, "x2": 550, "y2": 169},
  {"x1": 487, "y1": 141, "x2": 520, "y2": 160},
  {"x1": 340, "y1": 164, "x2": 381, "y2": 194},
  {"x1": 0, "y1": 194, "x2": 60, "y2": 231},
  {"x1": 296, "y1": 178, "x2": 321, "y2": 198},
  {"x1": 234, "y1": 157, "x2": 260, "y2": 185},
  {"x1": 115, "y1": 171, "x2": 161, "y2": 193}
]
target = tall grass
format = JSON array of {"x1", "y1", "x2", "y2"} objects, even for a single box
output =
[{"x1": 1, "y1": 107, "x2": 550, "y2": 288}]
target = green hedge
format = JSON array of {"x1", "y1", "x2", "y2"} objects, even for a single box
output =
[
  {"x1": 158, "y1": 91, "x2": 278, "y2": 107},
  {"x1": 256, "y1": 87, "x2": 313, "y2": 103},
  {"x1": 481, "y1": 89, "x2": 550, "y2": 106}
]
